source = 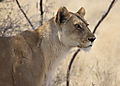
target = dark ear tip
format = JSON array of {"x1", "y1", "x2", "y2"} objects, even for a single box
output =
[
  {"x1": 62, "y1": 6, "x2": 67, "y2": 10},
  {"x1": 58, "y1": 6, "x2": 68, "y2": 12},
  {"x1": 77, "y1": 7, "x2": 86, "y2": 17},
  {"x1": 60, "y1": 6, "x2": 66, "y2": 9},
  {"x1": 56, "y1": 6, "x2": 70, "y2": 24}
]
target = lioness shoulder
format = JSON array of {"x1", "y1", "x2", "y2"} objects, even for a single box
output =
[{"x1": 0, "y1": 7, "x2": 95, "y2": 86}]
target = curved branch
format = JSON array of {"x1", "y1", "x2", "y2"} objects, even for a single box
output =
[
  {"x1": 15, "y1": 0, "x2": 34, "y2": 29},
  {"x1": 66, "y1": 49, "x2": 80, "y2": 86},
  {"x1": 93, "y1": 0, "x2": 116, "y2": 34},
  {"x1": 66, "y1": 0, "x2": 116, "y2": 86}
]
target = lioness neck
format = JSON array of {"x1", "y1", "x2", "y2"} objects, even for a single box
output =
[{"x1": 36, "y1": 18, "x2": 71, "y2": 86}]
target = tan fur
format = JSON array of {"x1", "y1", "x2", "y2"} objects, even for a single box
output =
[{"x1": 0, "y1": 7, "x2": 95, "y2": 86}]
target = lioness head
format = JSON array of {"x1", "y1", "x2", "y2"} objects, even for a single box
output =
[{"x1": 55, "y1": 7, "x2": 96, "y2": 49}]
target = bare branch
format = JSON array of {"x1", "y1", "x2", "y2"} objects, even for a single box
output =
[
  {"x1": 66, "y1": 0, "x2": 116, "y2": 86},
  {"x1": 93, "y1": 0, "x2": 116, "y2": 34},
  {"x1": 66, "y1": 49, "x2": 80, "y2": 86},
  {"x1": 15, "y1": 0, "x2": 34, "y2": 29},
  {"x1": 39, "y1": 0, "x2": 44, "y2": 25},
  {"x1": 40, "y1": 0, "x2": 44, "y2": 16}
]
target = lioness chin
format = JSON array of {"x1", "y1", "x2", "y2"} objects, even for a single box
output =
[{"x1": 0, "y1": 7, "x2": 95, "y2": 86}]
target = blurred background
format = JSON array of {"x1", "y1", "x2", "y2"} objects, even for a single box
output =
[{"x1": 0, "y1": 0, "x2": 120, "y2": 86}]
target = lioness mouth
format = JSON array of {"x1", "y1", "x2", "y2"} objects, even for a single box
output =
[
  {"x1": 87, "y1": 45, "x2": 92, "y2": 47},
  {"x1": 77, "y1": 45, "x2": 92, "y2": 48},
  {"x1": 84, "y1": 45, "x2": 92, "y2": 48}
]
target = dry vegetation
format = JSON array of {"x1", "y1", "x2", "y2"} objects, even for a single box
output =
[
  {"x1": 0, "y1": 1, "x2": 30, "y2": 36},
  {"x1": 54, "y1": 0, "x2": 120, "y2": 86},
  {"x1": 0, "y1": 0, "x2": 120, "y2": 86}
]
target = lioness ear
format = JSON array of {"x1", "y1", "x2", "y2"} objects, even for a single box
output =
[
  {"x1": 55, "y1": 7, "x2": 70, "y2": 25},
  {"x1": 77, "y1": 7, "x2": 86, "y2": 17}
]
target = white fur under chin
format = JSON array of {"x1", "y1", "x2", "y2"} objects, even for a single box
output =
[
  {"x1": 81, "y1": 41, "x2": 93, "y2": 52},
  {"x1": 81, "y1": 46, "x2": 92, "y2": 52}
]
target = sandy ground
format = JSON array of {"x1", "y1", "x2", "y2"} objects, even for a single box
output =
[{"x1": 0, "y1": 0, "x2": 120, "y2": 86}]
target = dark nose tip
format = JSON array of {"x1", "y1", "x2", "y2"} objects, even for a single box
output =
[{"x1": 88, "y1": 37, "x2": 96, "y2": 42}]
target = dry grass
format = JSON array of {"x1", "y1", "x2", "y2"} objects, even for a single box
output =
[
  {"x1": 0, "y1": 0, "x2": 120, "y2": 86},
  {"x1": 54, "y1": 0, "x2": 120, "y2": 86}
]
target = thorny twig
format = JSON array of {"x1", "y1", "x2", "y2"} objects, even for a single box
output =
[
  {"x1": 15, "y1": 0, "x2": 34, "y2": 29},
  {"x1": 66, "y1": 0, "x2": 116, "y2": 86}
]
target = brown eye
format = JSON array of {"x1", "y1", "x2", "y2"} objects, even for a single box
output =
[{"x1": 74, "y1": 24, "x2": 82, "y2": 30}]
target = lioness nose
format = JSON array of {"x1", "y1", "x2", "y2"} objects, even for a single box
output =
[{"x1": 88, "y1": 37, "x2": 96, "y2": 42}]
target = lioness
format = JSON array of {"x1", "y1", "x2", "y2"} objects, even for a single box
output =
[{"x1": 0, "y1": 7, "x2": 95, "y2": 86}]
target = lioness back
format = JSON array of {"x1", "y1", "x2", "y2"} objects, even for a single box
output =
[
  {"x1": 0, "y1": 31, "x2": 45, "y2": 86},
  {"x1": 0, "y1": 37, "x2": 13, "y2": 86},
  {"x1": 0, "y1": 6, "x2": 95, "y2": 86}
]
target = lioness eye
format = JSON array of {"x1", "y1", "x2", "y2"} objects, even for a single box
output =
[{"x1": 74, "y1": 24, "x2": 82, "y2": 30}]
